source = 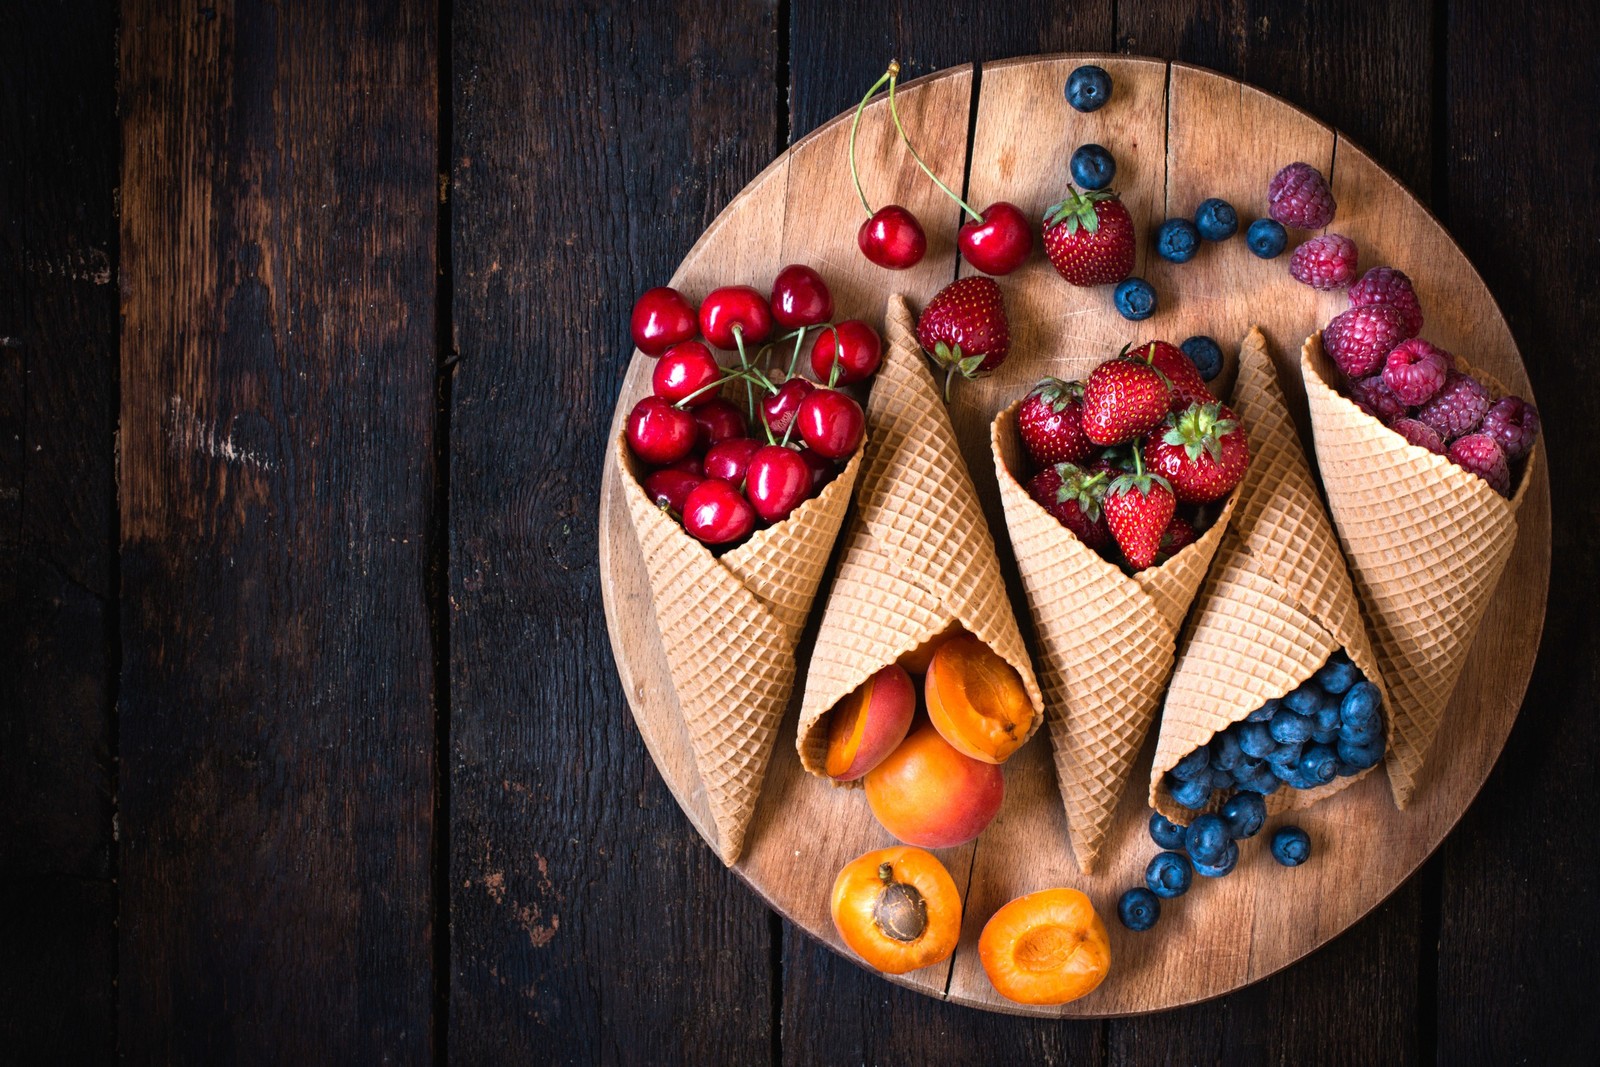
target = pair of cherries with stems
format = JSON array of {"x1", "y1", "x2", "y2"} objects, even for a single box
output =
[{"x1": 851, "y1": 60, "x2": 1033, "y2": 275}]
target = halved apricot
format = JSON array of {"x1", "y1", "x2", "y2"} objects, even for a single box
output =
[
  {"x1": 823, "y1": 664, "x2": 916, "y2": 781},
  {"x1": 864, "y1": 723, "x2": 1004, "y2": 848},
  {"x1": 830, "y1": 846, "x2": 962, "y2": 975},
  {"x1": 925, "y1": 633, "x2": 1034, "y2": 764},
  {"x1": 978, "y1": 888, "x2": 1111, "y2": 1005},
  {"x1": 897, "y1": 621, "x2": 967, "y2": 676}
]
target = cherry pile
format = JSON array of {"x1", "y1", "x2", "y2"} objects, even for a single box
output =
[{"x1": 626, "y1": 266, "x2": 879, "y2": 549}]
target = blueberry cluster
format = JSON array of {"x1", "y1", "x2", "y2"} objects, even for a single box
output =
[{"x1": 1154, "y1": 197, "x2": 1239, "y2": 267}]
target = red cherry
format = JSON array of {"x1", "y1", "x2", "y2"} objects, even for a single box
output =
[
  {"x1": 699, "y1": 285, "x2": 774, "y2": 349},
  {"x1": 810, "y1": 320, "x2": 883, "y2": 385},
  {"x1": 796, "y1": 389, "x2": 865, "y2": 459},
  {"x1": 703, "y1": 437, "x2": 762, "y2": 486},
  {"x1": 667, "y1": 454, "x2": 704, "y2": 476},
  {"x1": 642, "y1": 469, "x2": 702, "y2": 513},
  {"x1": 652, "y1": 341, "x2": 723, "y2": 407},
  {"x1": 959, "y1": 201, "x2": 1033, "y2": 276},
  {"x1": 799, "y1": 446, "x2": 835, "y2": 491},
  {"x1": 770, "y1": 264, "x2": 835, "y2": 329},
  {"x1": 746, "y1": 445, "x2": 814, "y2": 523},
  {"x1": 626, "y1": 395, "x2": 697, "y2": 465},
  {"x1": 761, "y1": 378, "x2": 816, "y2": 436},
  {"x1": 692, "y1": 398, "x2": 748, "y2": 449},
  {"x1": 858, "y1": 205, "x2": 927, "y2": 270},
  {"x1": 682, "y1": 478, "x2": 757, "y2": 545},
  {"x1": 631, "y1": 286, "x2": 697, "y2": 357}
]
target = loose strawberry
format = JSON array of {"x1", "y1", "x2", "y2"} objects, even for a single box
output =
[
  {"x1": 1153, "y1": 515, "x2": 1197, "y2": 565},
  {"x1": 1082, "y1": 356, "x2": 1170, "y2": 445},
  {"x1": 1017, "y1": 378, "x2": 1093, "y2": 466},
  {"x1": 1132, "y1": 339, "x2": 1213, "y2": 410},
  {"x1": 916, "y1": 277, "x2": 1011, "y2": 398},
  {"x1": 1142, "y1": 402, "x2": 1251, "y2": 504},
  {"x1": 1042, "y1": 186, "x2": 1136, "y2": 286},
  {"x1": 1104, "y1": 458, "x2": 1177, "y2": 571},
  {"x1": 1025, "y1": 462, "x2": 1110, "y2": 550}
]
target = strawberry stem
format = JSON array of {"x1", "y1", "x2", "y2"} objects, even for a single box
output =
[
  {"x1": 943, "y1": 364, "x2": 956, "y2": 404},
  {"x1": 886, "y1": 68, "x2": 981, "y2": 222},
  {"x1": 849, "y1": 64, "x2": 898, "y2": 216}
]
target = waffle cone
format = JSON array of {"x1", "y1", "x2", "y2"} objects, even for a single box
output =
[
  {"x1": 619, "y1": 432, "x2": 863, "y2": 865},
  {"x1": 1301, "y1": 332, "x2": 1536, "y2": 807},
  {"x1": 797, "y1": 294, "x2": 1043, "y2": 778},
  {"x1": 1149, "y1": 328, "x2": 1391, "y2": 823}
]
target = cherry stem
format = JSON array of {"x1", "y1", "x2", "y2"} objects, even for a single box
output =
[
  {"x1": 887, "y1": 69, "x2": 981, "y2": 221},
  {"x1": 785, "y1": 325, "x2": 808, "y2": 379},
  {"x1": 733, "y1": 326, "x2": 757, "y2": 419},
  {"x1": 673, "y1": 367, "x2": 758, "y2": 408},
  {"x1": 849, "y1": 63, "x2": 898, "y2": 216},
  {"x1": 820, "y1": 323, "x2": 844, "y2": 389}
]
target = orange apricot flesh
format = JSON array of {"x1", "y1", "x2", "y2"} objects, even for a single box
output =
[
  {"x1": 925, "y1": 633, "x2": 1035, "y2": 764},
  {"x1": 824, "y1": 664, "x2": 916, "y2": 781},
  {"x1": 978, "y1": 888, "x2": 1111, "y2": 1005},
  {"x1": 830, "y1": 846, "x2": 961, "y2": 975},
  {"x1": 864, "y1": 723, "x2": 1004, "y2": 848}
]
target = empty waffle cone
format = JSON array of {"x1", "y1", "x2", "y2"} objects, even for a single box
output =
[
  {"x1": 797, "y1": 294, "x2": 1043, "y2": 778},
  {"x1": 1149, "y1": 327, "x2": 1391, "y2": 824},
  {"x1": 619, "y1": 433, "x2": 863, "y2": 865},
  {"x1": 1301, "y1": 332, "x2": 1536, "y2": 807},
  {"x1": 993, "y1": 376, "x2": 1239, "y2": 873}
]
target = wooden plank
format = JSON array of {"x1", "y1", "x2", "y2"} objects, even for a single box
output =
[
  {"x1": 117, "y1": 2, "x2": 438, "y2": 1060},
  {"x1": 448, "y1": 3, "x2": 781, "y2": 1061},
  {"x1": 0, "y1": 1, "x2": 118, "y2": 1058}
]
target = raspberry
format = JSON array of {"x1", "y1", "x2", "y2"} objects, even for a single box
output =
[
  {"x1": 1290, "y1": 234, "x2": 1359, "y2": 290},
  {"x1": 1349, "y1": 267, "x2": 1423, "y2": 337},
  {"x1": 1347, "y1": 375, "x2": 1405, "y2": 423},
  {"x1": 1268, "y1": 162, "x2": 1337, "y2": 229},
  {"x1": 1390, "y1": 417, "x2": 1445, "y2": 454},
  {"x1": 1447, "y1": 432, "x2": 1511, "y2": 495},
  {"x1": 1381, "y1": 338, "x2": 1452, "y2": 405},
  {"x1": 1480, "y1": 395, "x2": 1540, "y2": 460},
  {"x1": 1324, "y1": 304, "x2": 1410, "y2": 379},
  {"x1": 1416, "y1": 371, "x2": 1490, "y2": 439}
]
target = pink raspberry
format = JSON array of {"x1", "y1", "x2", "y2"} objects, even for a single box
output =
[
  {"x1": 1416, "y1": 371, "x2": 1490, "y2": 439},
  {"x1": 1324, "y1": 304, "x2": 1410, "y2": 379},
  {"x1": 1390, "y1": 417, "x2": 1445, "y2": 454},
  {"x1": 1480, "y1": 395, "x2": 1540, "y2": 460},
  {"x1": 1290, "y1": 234, "x2": 1359, "y2": 290},
  {"x1": 1349, "y1": 267, "x2": 1423, "y2": 337},
  {"x1": 1347, "y1": 374, "x2": 1405, "y2": 423},
  {"x1": 1447, "y1": 432, "x2": 1511, "y2": 495},
  {"x1": 1381, "y1": 338, "x2": 1452, "y2": 405},
  {"x1": 1268, "y1": 162, "x2": 1337, "y2": 229}
]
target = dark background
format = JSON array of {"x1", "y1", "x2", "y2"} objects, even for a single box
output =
[{"x1": 2, "y1": 0, "x2": 1596, "y2": 1062}]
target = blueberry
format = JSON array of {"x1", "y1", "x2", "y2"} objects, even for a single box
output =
[
  {"x1": 1335, "y1": 760, "x2": 1363, "y2": 778},
  {"x1": 1297, "y1": 743, "x2": 1340, "y2": 787},
  {"x1": 1283, "y1": 683, "x2": 1322, "y2": 716},
  {"x1": 1238, "y1": 721, "x2": 1277, "y2": 759},
  {"x1": 1314, "y1": 658, "x2": 1361, "y2": 695},
  {"x1": 1180, "y1": 335, "x2": 1224, "y2": 382},
  {"x1": 1247, "y1": 218, "x2": 1288, "y2": 259},
  {"x1": 1145, "y1": 851, "x2": 1194, "y2": 899},
  {"x1": 1193, "y1": 197, "x2": 1238, "y2": 241},
  {"x1": 1118, "y1": 887, "x2": 1160, "y2": 930},
  {"x1": 1149, "y1": 810, "x2": 1188, "y2": 851},
  {"x1": 1271, "y1": 826, "x2": 1312, "y2": 867},
  {"x1": 1311, "y1": 727, "x2": 1338, "y2": 747},
  {"x1": 1170, "y1": 775, "x2": 1214, "y2": 810},
  {"x1": 1191, "y1": 839, "x2": 1240, "y2": 878},
  {"x1": 1185, "y1": 813, "x2": 1231, "y2": 864},
  {"x1": 1172, "y1": 746, "x2": 1211, "y2": 781},
  {"x1": 1114, "y1": 277, "x2": 1157, "y2": 320},
  {"x1": 1209, "y1": 731, "x2": 1243, "y2": 772},
  {"x1": 1246, "y1": 698, "x2": 1281, "y2": 723},
  {"x1": 1249, "y1": 769, "x2": 1285, "y2": 796},
  {"x1": 1337, "y1": 737, "x2": 1385, "y2": 771},
  {"x1": 1066, "y1": 65, "x2": 1113, "y2": 112},
  {"x1": 1338, "y1": 715, "x2": 1382, "y2": 747},
  {"x1": 1070, "y1": 143, "x2": 1116, "y2": 191},
  {"x1": 1315, "y1": 702, "x2": 1342, "y2": 735},
  {"x1": 1155, "y1": 218, "x2": 1200, "y2": 263},
  {"x1": 1341, "y1": 681, "x2": 1382, "y2": 726},
  {"x1": 1270, "y1": 710, "x2": 1314, "y2": 745},
  {"x1": 1221, "y1": 791, "x2": 1267, "y2": 839},
  {"x1": 1266, "y1": 740, "x2": 1303, "y2": 769}
]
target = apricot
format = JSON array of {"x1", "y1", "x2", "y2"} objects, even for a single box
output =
[
  {"x1": 979, "y1": 888, "x2": 1111, "y2": 1005},
  {"x1": 824, "y1": 664, "x2": 916, "y2": 781},
  {"x1": 897, "y1": 621, "x2": 967, "y2": 676},
  {"x1": 830, "y1": 846, "x2": 962, "y2": 975},
  {"x1": 925, "y1": 633, "x2": 1034, "y2": 764},
  {"x1": 864, "y1": 723, "x2": 1004, "y2": 848}
]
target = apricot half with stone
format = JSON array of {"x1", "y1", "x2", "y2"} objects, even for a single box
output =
[
  {"x1": 831, "y1": 846, "x2": 961, "y2": 975},
  {"x1": 925, "y1": 633, "x2": 1034, "y2": 764},
  {"x1": 979, "y1": 888, "x2": 1111, "y2": 1005},
  {"x1": 864, "y1": 723, "x2": 1004, "y2": 848},
  {"x1": 824, "y1": 664, "x2": 916, "y2": 781}
]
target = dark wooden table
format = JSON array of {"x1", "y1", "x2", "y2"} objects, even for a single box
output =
[{"x1": 3, "y1": 1, "x2": 1596, "y2": 1062}]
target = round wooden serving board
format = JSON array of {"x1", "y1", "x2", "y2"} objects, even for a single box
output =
[{"x1": 597, "y1": 54, "x2": 1550, "y2": 1016}]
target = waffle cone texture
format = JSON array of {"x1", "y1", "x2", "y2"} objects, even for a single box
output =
[
  {"x1": 618, "y1": 429, "x2": 863, "y2": 865},
  {"x1": 797, "y1": 294, "x2": 1043, "y2": 777},
  {"x1": 1150, "y1": 328, "x2": 1391, "y2": 824},
  {"x1": 1301, "y1": 332, "x2": 1536, "y2": 807}
]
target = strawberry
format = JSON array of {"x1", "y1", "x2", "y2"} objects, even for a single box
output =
[
  {"x1": 1153, "y1": 515, "x2": 1197, "y2": 565},
  {"x1": 1104, "y1": 463, "x2": 1176, "y2": 571},
  {"x1": 1081, "y1": 356, "x2": 1170, "y2": 445},
  {"x1": 1025, "y1": 462, "x2": 1110, "y2": 550},
  {"x1": 1042, "y1": 186, "x2": 1136, "y2": 286},
  {"x1": 1142, "y1": 402, "x2": 1251, "y2": 504},
  {"x1": 916, "y1": 277, "x2": 1010, "y2": 398},
  {"x1": 1017, "y1": 378, "x2": 1093, "y2": 466},
  {"x1": 1135, "y1": 339, "x2": 1214, "y2": 410}
]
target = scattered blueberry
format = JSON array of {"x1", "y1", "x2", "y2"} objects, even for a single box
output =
[
  {"x1": 1114, "y1": 277, "x2": 1157, "y2": 320},
  {"x1": 1221, "y1": 791, "x2": 1267, "y2": 839},
  {"x1": 1191, "y1": 839, "x2": 1240, "y2": 878},
  {"x1": 1314, "y1": 658, "x2": 1361, "y2": 695},
  {"x1": 1119, "y1": 886, "x2": 1160, "y2": 930},
  {"x1": 1283, "y1": 683, "x2": 1323, "y2": 716},
  {"x1": 1341, "y1": 680, "x2": 1382, "y2": 727},
  {"x1": 1145, "y1": 851, "x2": 1194, "y2": 899},
  {"x1": 1066, "y1": 65, "x2": 1113, "y2": 112},
  {"x1": 1155, "y1": 218, "x2": 1201, "y2": 263},
  {"x1": 1149, "y1": 810, "x2": 1188, "y2": 851},
  {"x1": 1238, "y1": 721, "x2": 1277, "y2": 759},
  {"x1": 1269, "y1": 710, "x2": 1314, "y2": 745},
  {"x1": 1209, "y1": 731, "x2": 1243, "y2": 772},
  {"x1": 1070, "y1": 143, "x2": 1116, "y2": 191},
  {"x1": 1337, "y1": 737, "x2": 1385, "y2": 770},
  {"x1": 1246, "y1": 698, "x2": 1281, "y2": 723},
  {"x1": 1194, "y1": 198, "x2": 1238, "y2": 241},
  {"x1": 1185, "y1": 813, "x2": 1231, "y2": 865},
  {"x1": 1247, "y1": 218, "x2": 1288, "y2": 259},
  {"x1": 1172, "y1": 747, "x2": 1211, "y2": 781},
  {"x1": 1271, "y1": 826, "x2": 1312, "y2": 866},
  {"x1": 1180, "y1": 336, "x2": 1224, "y2": 382},
  {"x1": 1170, "y1": 774, "x2": 1213, "y2": 810}
]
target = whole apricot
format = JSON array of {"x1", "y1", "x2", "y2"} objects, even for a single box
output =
[
  {"x1": 979, "y1": 888, "x2": 1111, "y2": 1005},
  {"x1": 824, "y1": 664, "x2": 917, "y2": 781},
  {"x1": 830, "y1": 846, "x2": 961, "y2": 975},
  {"x1": 925, "y1": 633, "x2": 1035, "y2": 764},
  {"x1": 864, "y1": 723, "x2": 1004, "y2": 848}
]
